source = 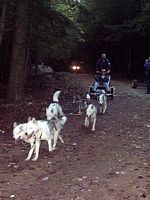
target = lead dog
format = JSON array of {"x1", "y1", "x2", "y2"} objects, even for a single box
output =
[
  {"x1": 84, "y1": 94, "x2": 97, "y2": 131},
  {"x1": 13, "y1": 121, "x2": 64, "y2": 147},
  {"x1": 46, "y1": 91, "x2": 64, "y2": 120},
  {"x1": 13, "y1": 116, "x2": 67, "y2": 161}
]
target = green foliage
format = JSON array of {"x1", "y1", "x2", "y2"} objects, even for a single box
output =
[
  {"x1": 52, "y1": 1, "x2": 80, "y2": 22},
  {"x1": 1, "y1": 0, "x2": 150, "y2": 77},
  {"x1": 27, "y1": 0, "x2": 83, "y2": 67}
]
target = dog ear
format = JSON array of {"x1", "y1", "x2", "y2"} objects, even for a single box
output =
[
  {"x1": 13, "y1": 122, "x2": 17, "y2": 128},
  {"x1": 86, "y1": 93, "x2": 91, "y2": 101},
  {"x1": 27, "y1": 116, "x2": 31, "y2": 122},
  {"x1": 32, "y1": 118, "x2": 36, "y2": 123}
]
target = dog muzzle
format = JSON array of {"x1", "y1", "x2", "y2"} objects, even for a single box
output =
[
  {"x1": 27, "y1": 132, "x2": 34, "y2": 139},
  {"x1": 15, "y1": 136, "x2": 21, "y2": 143}
]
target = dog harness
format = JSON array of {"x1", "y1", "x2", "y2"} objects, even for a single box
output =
[{"x1": 47, "y1": 119, "x2": 57, "y2": 131}]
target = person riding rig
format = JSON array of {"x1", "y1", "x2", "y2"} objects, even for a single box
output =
[
  {"x1": 93, "y1": 53, "x2": 111, "y2": 92},
  {"x1": 95, "y1": 53, "x2": 111, "y2": 74}
]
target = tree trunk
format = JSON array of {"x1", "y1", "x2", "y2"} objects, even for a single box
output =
[
  {"x1": 7, "y1": 0, "x2": 28, "y2": 103},
  {"x1": 128, "y1": 47, "x2": 131, "y2": 75},
  {"x1": 0, "y1": 0, "x2": 6, "y2": 46},
  {"x1": 25, "y1": 1, "x2": 34, "y2": 77}
]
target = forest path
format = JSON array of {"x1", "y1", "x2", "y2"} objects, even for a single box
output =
[{"x1": 0, "y1": 73, "x2": 150, "y2": 200}]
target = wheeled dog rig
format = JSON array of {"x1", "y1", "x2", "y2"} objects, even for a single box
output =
[{"x1": 89, "y1": 71, "x2": 115, "y2": 100}]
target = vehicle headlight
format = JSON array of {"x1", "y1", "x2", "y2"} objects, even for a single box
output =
[{"x1": 72, "y1": 66, "x2": 77, "y2": 70}]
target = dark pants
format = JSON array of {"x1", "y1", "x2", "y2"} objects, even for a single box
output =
[
  {"x1": 95, "y1": 74, "x2": 110, "y2": 85},
  {"x1": 145, "y1": 71, "x2": 150, "y2": 93}
]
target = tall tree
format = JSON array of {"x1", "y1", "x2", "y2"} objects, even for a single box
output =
[
  {"x1": 0, "y1": 0, "x2": 6, "y2": 46},
  {"x1": 7, "y1": 0, "x2": 28, "y2": 102}
]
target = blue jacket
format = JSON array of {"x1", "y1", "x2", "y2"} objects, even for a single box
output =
[
  {"x1": 144, "y1": 61, "x2": 150, "y2": 72},
  {"x1": 96, "y1": 58, "x2": 111, "y2": 72}
]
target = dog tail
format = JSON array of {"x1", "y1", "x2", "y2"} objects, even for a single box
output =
[
  {"x1": 60, "y1": 116, "x2": 67, "y2": 125},
  {"x1": 53, "y1": 91, "x2": 61, "y2": 102}
]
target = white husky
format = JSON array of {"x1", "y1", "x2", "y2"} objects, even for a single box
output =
[
  {"x1": 13, "y1": 116, "x2": 67, "y2": 161},
  {"x1": 46, "y1": 91, "x2": 64, "y2": 120},
  {"x1": 97, "y1": 90, "x2": 107, "y2": 113},
  {"x1": 84, "y1": 94, "x2": 97, "y2": 131}
]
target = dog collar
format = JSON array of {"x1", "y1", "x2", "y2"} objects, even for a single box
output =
[{"x1": 53, "y1": 101, "x2": 59, "y2": 104}]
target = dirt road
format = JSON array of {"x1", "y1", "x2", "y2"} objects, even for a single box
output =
[{"x1": 0, "y1": 74, "x2": 150, "y2": 200}]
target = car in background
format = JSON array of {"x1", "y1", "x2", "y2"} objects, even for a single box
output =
[{"x1": 70, "y1": 61, "x2": 86, "y2": 73}]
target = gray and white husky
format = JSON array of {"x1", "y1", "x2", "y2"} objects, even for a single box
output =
[
  {"x1": 13, "y1": 116, "x2": 67, "y2": 161},
  {"x1": 97, "y1": 90, "x2": 107, "y2": 113},
  {"x1": 46, "y1": 91, "x2": 64, "y2": 120}
]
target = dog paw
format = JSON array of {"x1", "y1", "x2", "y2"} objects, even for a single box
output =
[
  {"x1": 49, "y1": 149, "x2": 53, "y2": 152},
  {"x1": 52, "y1": 147, "x2": 57, "y2": 150},
  {"x1": 25, "y1": 158, "x2": 30, "y2": 161},
  {"x1": 84, "y1": 124, "x2": 89, "y2": 128},
  {"x1": 32, "y1": 157, "x2": 38, "y2": 161},
  {"x1": 92, "y1": 129, "x2": 95, "y2": 131}
]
